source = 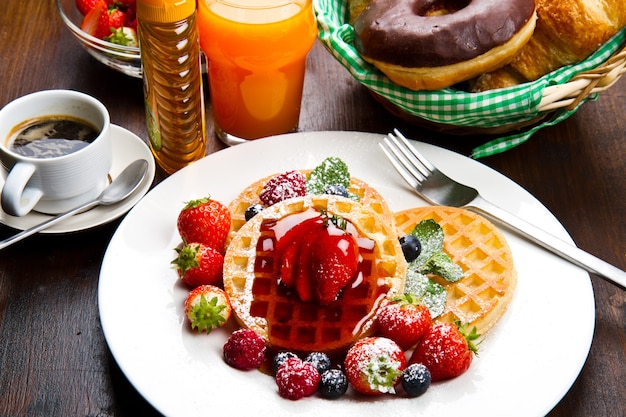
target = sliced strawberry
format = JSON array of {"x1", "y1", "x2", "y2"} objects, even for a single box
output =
[
  {"x1": 274, "y1": 213, "x2": 321, "y2": 255},
  {"x1": 310, "y1": 223, "x2": 359, "y2": 305},
  {"x1": 80, "y1": 0, "x2": 110, "y2": 39},
  {"x1": 294, "y1": 230, "x2": 318, "y2": 302},
  {"x1": 279, "y1": 242, "x2": 298, "y2": 287},
  {"x1": 275, "y1": 214, "x2": 322, "y2": 288}
]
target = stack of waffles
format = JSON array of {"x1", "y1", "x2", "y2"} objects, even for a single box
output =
[{"x1": 223, "y1": 172, "x2": 517, "y2": 354}]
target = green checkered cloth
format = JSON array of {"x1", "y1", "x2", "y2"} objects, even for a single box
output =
[{"x1": 314, "y1": 0, "x2": 626, "y2": 158}]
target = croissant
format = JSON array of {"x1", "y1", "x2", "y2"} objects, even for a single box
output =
[{"x1": 471, "y1": 0, "x2": 626, "y2": 91}]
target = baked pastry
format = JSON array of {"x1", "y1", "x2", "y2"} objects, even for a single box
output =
[
  {"x1": 394, "y1": 206, "x2": 517, "y2": 335},
  {"x1": 223, "y1": 195, "x2": 407, "y2": 354},
  {"x1": 352, "y1": 0, "x2": 537, "y2": 90},
  {"x1": 471, "y1": 0, "x2": 626, "y2": 91},
  {"x1": 227, "y1": 170, "x2": 394, "y2": 244}
]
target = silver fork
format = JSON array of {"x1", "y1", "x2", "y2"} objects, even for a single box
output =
[{"x1": 380, "y1": 129, "x2": 626, "y2": 290}]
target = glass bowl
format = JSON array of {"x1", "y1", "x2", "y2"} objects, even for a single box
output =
[{"x1": 57, "y1": 0, "x2": 142, "y2": 78}]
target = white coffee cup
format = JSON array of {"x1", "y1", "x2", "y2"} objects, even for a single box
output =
[{"x1": 0, "y1": 90, "x2": 112, "y2": 217}]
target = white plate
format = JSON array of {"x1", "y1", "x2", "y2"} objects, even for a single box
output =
[
  {"x1": 0, "y1": 124, "x2": 155, "y2": 233},
  {"x1": 98, "y1": 131, "x2": 594, "y2": 417}
]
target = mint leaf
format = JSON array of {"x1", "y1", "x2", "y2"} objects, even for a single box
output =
[
  {"x1": 408, "y1": 219, "x2": 464, "y2": 283},
  {"x1": 306, "y1": 157, "x2": 358, "y2": 200},
  {"x1": 403, "y1": 269, "x2": 447, "y2": 318},
  {"x1": 421, "y1": 251, "x2": 464, "y2": 283},
  {"x1": 411, "y1": 219, "x2": 444, "y2": 266}
]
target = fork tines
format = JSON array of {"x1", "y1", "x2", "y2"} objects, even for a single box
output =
[{"x1": 380, "y1": 129, "x2": 433, "y2": 189}]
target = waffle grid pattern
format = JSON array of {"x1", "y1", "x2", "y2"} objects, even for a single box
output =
[
  {"x1": 227, "y1": 172, "x2": 394, "y2": 245},
  {"x1": 394, "y1": 206, "x2": 517, "y2": 335},
  {"x1": 223, "y1": 195, "x2": 406, "y2": 353}
]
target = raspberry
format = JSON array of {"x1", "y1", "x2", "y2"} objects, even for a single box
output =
[
  {"x1": 259, "y1": 171, "x2": 307, "y2": 206},
  {"x1": 275, "y1": 357, "x2": 321, "y2": 400},
  {"x1": 223, "y1": 329, "x2": 266, "y2": 370},
  {"x1": 272, "y1": 351, "x2": 299, "y2": 374}
]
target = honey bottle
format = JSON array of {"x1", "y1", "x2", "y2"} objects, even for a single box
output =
[{"x1": 136, "y1": 0, "x2": 206, "y2": 174}]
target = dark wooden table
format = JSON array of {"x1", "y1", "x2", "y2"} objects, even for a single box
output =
[{"x1": 1, "y1": 1, "x2": 624, "y2": 416}]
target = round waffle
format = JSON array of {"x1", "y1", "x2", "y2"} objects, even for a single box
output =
[
  {"x1": 223, "y1": 194, "x2": 407, "y2": 354},
  {"x1": 226, "y1": 171, "x2": 394, "y2": 245},
  {"x1": 394, "y1": 206, "x2": 517, "y2": 335}
]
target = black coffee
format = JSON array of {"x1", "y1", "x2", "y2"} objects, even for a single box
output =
[{"x1": 7, "y1": 116, "x2": 99, "y2": 158}]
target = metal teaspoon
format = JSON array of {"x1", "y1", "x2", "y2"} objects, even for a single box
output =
[{"x1": 0, "y1": 159, "x2": 149, "y2": 250}]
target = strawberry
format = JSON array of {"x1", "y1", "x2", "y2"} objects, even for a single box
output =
[
  {"x1": 80, "y1": 0, "x2": 110, "y2": 39},
  {"x1": 408, "y1": 321, "x2": 480, "y2": 382},
  {"x1": 107, "y1": 7, "x2": 126, "y2": 29},
  {"x1": 259, "y1": 171, "x2": 307, "y2": 206},
  {"x1": 309, "y1": 220, "x2": 359, "y2": 305},
  {"x1": 184, "y1": 285, "x2": 231, "y2": 334},
  {"x1": 76, "y1": 0, "x2": 99, "y2": 16},
  {"x1": 172, "y1": 242, "x2": 224, "y2": 287},
  {"x1": 344, "y1": 337, "x2": 407, "y2": 395},
  {"x1": 375, "y1": 294, "x2": 432, "y2": 350},
  {"x1": 177, "y1": 197, "x2": 231, "y2": 253}
]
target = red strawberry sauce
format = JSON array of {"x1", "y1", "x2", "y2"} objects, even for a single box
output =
[{"x1": 250, "y1": 208, "x2": 391, "y2": 353}]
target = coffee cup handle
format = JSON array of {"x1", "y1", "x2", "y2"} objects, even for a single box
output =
[{"x1": 1, "y1": 162, "x2": 43, "y2": 217}]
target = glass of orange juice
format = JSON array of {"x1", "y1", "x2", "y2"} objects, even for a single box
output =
[{"x1": 197, "y1": 0, "x2": 317, "y2": 145}]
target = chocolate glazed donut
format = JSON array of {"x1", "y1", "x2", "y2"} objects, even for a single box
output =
[{"x1": 353, "y1": 0, "x2": 537, "y2": 90}]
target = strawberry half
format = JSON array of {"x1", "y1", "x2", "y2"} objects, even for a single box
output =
[
  {"x1": 80, "y1": 0, "x2": 110, "y2": 39},
  {"x1": 184, "y1": 285, "x2": 232, "y2": 334},
  {"x1": 177, "y1": 196, "x2": 231, "y2": 253},
  {"x1": 408, "y1": 321, "x2": 480, "y2": 381}
]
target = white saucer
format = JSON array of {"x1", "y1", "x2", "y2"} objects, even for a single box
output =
[{"x1": 0, "y1": 124, "x2": 156, "y2": 233}]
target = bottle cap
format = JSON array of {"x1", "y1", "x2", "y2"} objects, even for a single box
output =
[{"x1": 136, "y1": 0, "x2": 196, "y2": 23}]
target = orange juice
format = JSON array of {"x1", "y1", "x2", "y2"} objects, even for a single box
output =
[{"x1": 197, "y1": 0, "x2": 317, "y2": 143}]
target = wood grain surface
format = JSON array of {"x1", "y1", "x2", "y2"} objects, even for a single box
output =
[{"x1": 0, "y1": 1, "x2": 624, "y2": 416}]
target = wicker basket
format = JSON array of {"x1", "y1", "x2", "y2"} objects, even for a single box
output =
[
  {"x1": 314, "y1": 0, "x2": 626, "y2": 157},
  {"x1": 373, "y1": 44, "x2": 626, "y2": 136},
  {"x1": 539, "y1": 46, "x2": 626, "y2": 111}
]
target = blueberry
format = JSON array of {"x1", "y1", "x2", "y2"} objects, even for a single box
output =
[
  {"x1": 245, "y1": 204, "x2": 264, "y2": 221},
  {"x1": 272, "y1": 351, "x2": 298, "y2": 374},
  {"x1": 305, "y1": 351, "x2": 331, "y2": 374},
  {"x1": 401, "y1": 363, "x2": 431, "y2": 397},
  {"x1": 319, "y1": 369, "x2": 349, "y2": 399},
  {"x1": 399, "y1": 234, "x2": 422, "y2": 262},
  {"x1": 323, "y1": 184, "x2": 349, "y2": 198}
]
